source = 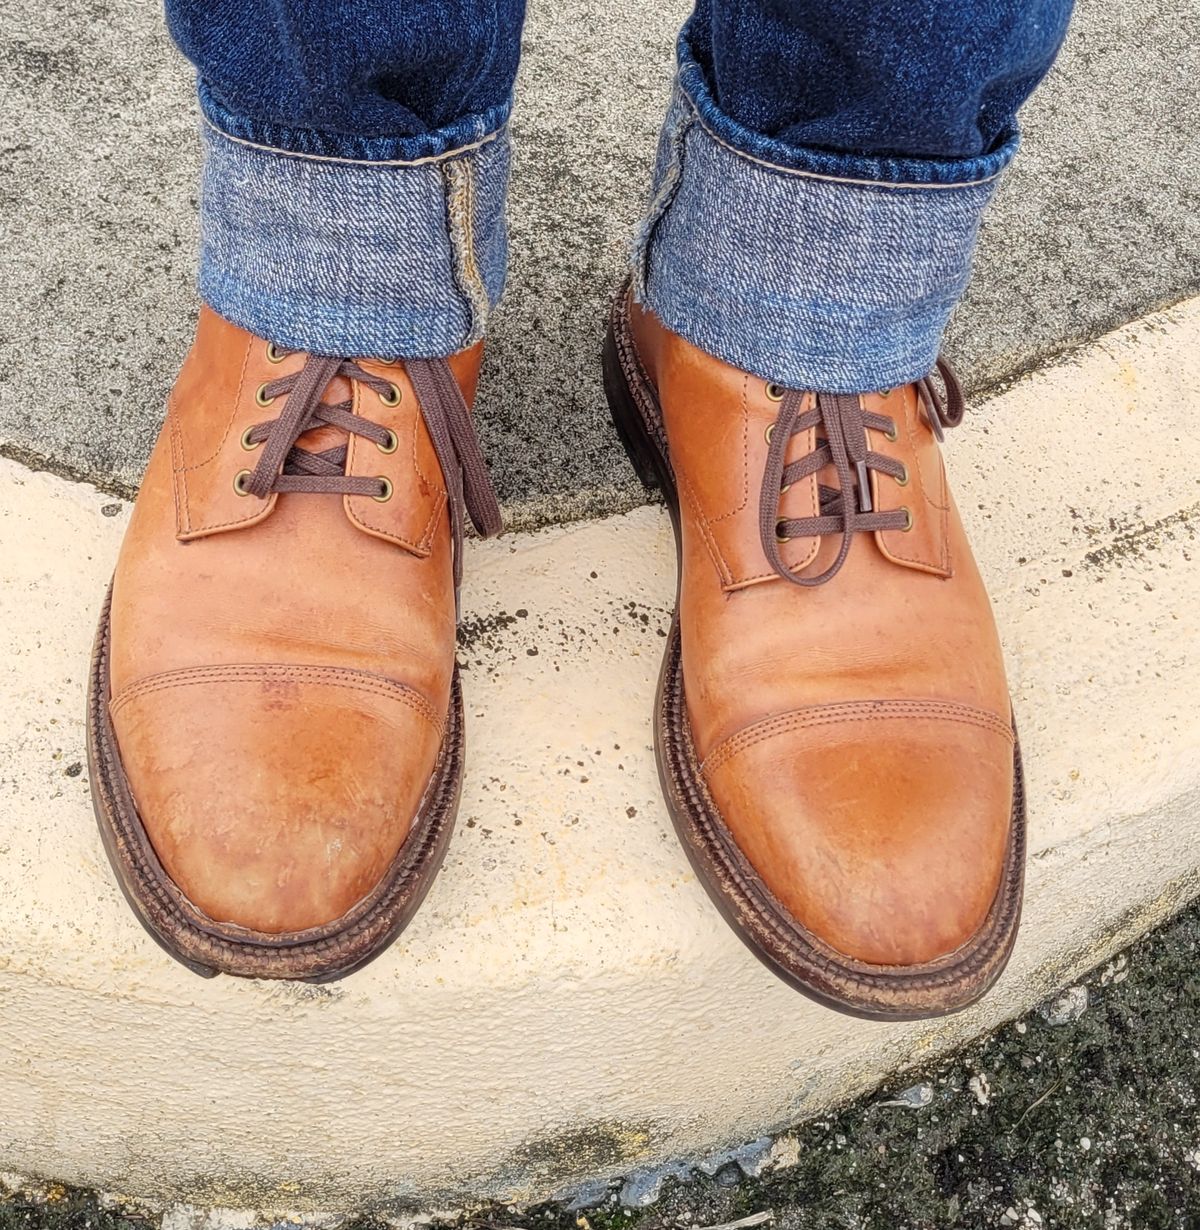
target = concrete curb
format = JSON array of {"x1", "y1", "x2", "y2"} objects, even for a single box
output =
[{"x1": 1, "y1": 301, "x2": 1198, "y2": 1213}]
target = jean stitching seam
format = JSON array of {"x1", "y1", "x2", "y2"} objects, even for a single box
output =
[
  {"x1": 632, "y1": 89, "x2": 694, "y2": 299},
  {"x1": 200, "y1": 112, "x2": 506, "y2": 170},
  {"x1": 442, "y1": 156, "x2": 490, "y2": 340}
]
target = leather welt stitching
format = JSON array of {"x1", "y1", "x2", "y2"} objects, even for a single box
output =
[
  {"x1": 878, "y1": 406, "x2": 949, "y2": 574},
  {"x1": 110, "y1": 665, "x2": 444, "y2": 733},
  {"x1": 905, "y1": 393, "x2": 946, "y2": 514},
  {"x1": 347, "y1": 489, "x2": 443, "y2": 554},
  {"x1": 725, "y1": 420, "x2": 820, "y2": 587},
  {"x1": 168, "y1": 402, "x2": 191, "y2": 535},
  {"x1": 344, "y1": 380, "x2": 444, "y2": 553},
  {"x1": 701, "y1": 700, "x2": 1014, "y2": 776},
  {"x1": 179, "y1": 498, "x2": 277, "y2": 535}
]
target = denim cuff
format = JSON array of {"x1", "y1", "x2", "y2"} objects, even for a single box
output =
[
  {"x1": 632, "y1": 36, "x2": 1020, "y2": 392},
  {"x1": 196, "y1": 89, "x2": 510, "y2": 359}
]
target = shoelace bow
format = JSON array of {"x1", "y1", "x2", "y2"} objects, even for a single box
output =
[
  {"x1": 242, "y1": 352, "x2": 502, "y2": 590},
  {"x1": 759, "y1": 357, "x2": 965, "y2": 587}
]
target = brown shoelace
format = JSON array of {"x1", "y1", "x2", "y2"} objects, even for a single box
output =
[
  {"x1": 759, "y1": 358, "x2": 965, "y2": 587},
  {"x1": 242, "y1": 351, "x2": 502, "y2": 591}
]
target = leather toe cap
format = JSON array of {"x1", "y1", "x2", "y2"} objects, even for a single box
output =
[
  {"x1": 702, "y1": 702, "x2": 1015, "y2": 967},
  {"x1": 109, "y1": 665, "x2": 445, "y2": 935}
]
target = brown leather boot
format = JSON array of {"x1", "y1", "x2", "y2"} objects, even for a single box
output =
[
  {"x1": 87, "y1": 307, "x2": 501, "y2": 980},
  {"x1": 603, "y1": 286, "x2": 1023, "y2": 1019}
]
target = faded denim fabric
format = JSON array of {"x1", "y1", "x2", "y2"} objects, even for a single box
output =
[
  {"x1": 168, "y1": 0, "x2": 1071, "y2": 370},
  {"x1": 197, "y1": 122, "x2": 510, "y2": 358},
  {"x1": 631, "y1": 2, "x2": 1072, "y2": 390},
  {"x1": 171, "y1": 0, "x2": 524, "y2": 356},
  {"x1": 632, "y1": 68, "x2": 1009, "y2": 392}
]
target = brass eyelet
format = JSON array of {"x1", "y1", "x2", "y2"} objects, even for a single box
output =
[
  {"x1": 895, "y1": 464, "x2": 909, "y2": 487},
  {"x1": 765, "y1": 382, "x2": 784, "y2": 403},
  {"x1": 373, "y1": 477, "x2": 393, "y2": 503},
  {"x1": 265, "y1": 342, "x2": 286, "y2": 364},
  {"x1": 878, "y1": 387, "x2": 893, "y2": 398},
  {"x1": 233, "y1": 469, "x2": 252, "y2": 496},
  {"x1": 240, "y1": 426, "x2": 260, "y2": 451},
  {"x1": 764, "y1": 423, "x2": 775, "y2": 444},
  {"x1": 900, "y1": 507, "x2": 913, "y2": 532},
  {"x1": 885, "y1": 423, "x2": 899, "y2": 443},
  {"x1": 255, "y1": 383, "x2": 276, "y2": 408},
  {"x1": 781, "y1": 482, "x2": 792, "y2": 494},
  {"x1": 380, "y1": 383, "x2": 402, "y2": 407},
  {"x1": 377, "y1": 429, "x2": 398, "y2": 454},
  {"x1": 775, "y1": 519, "x2": 790, "y2": 544}
]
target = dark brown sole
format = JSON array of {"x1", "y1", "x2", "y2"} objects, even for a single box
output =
[
  {"x1": 601, "y1": 287, "x2": 1026, "y2": 1020},
  {"x1": 86, "y1": 588, "x2": 463, "y2": 982}
]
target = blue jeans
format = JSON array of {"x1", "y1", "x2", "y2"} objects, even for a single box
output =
[{"x1": 169, "y1": 0, "x2": 1073, "y2": 392}]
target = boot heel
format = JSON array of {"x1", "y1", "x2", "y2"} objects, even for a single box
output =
[{"x1": 602, "y1": 325, "x2": 662, "y2": 492}]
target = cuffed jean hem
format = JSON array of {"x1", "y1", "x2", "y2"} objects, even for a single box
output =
[
  {"x1": 196, "y1": 110, "x2": 510, "y2": 359},
  {"x1": 632, "y1": 43, "x2": 1020, "y2": 392}
]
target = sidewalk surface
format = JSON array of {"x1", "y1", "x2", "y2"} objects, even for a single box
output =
[
  {"x1": 2, "y1": 0, "x2": 1200, "y2": 527},
  {"x1": 5, "y1": 895, "x2": 1199, "y2": 1225}
]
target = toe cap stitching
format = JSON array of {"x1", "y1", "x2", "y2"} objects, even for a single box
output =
[
  {"x1": 109, "y1": 663, "x2": 444, "y2": 734},
  {"x1": 701, "y1": 698, "x2": 1013, "y2": 778}
]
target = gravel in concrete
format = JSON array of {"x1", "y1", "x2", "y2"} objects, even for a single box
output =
[{"x1": 2, "y1": 0, "x2": 1199, "y2": 529}]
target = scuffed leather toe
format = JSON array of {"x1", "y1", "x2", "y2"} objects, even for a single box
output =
[
  {"x1": 702, "y1": 703, "x2": 1015, "y2": 967},
  {"x1": 109, "y1": 666, "x2": 443, "y2": 935}
]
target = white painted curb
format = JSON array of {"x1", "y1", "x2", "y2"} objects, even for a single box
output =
[{"x1": 1, "y1": 302, "x2": 1198, "y2": 1214}]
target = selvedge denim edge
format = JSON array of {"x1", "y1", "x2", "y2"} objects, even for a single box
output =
[
  {"x1": 633, "y1": 42, "x2": 1021, "y2": 394},
  {"x1": 196, "y1": 107, "x2": 510, "y2": 360}
]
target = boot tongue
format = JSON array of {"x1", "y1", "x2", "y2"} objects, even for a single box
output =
[
  {"x1": 797, "y1": 388, "x2": 892, "y2": 578},
  {"x1": 814, "y1": 392, "x2": 871, "y2": 515},
  {"x1": 292, "y1": 373, "x2": 354, "y2": 456}
]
